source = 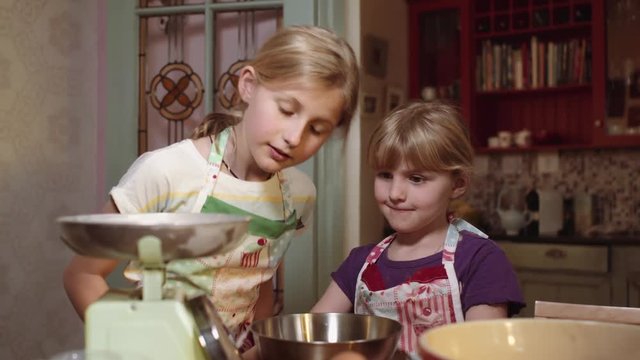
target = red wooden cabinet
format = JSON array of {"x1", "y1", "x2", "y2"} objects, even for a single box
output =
[
  {"x1": 591, "y1": 0, "x2": 640, "y2": 147},
  {"x1": 407, "y1": 0, "x2": 472, "y2": 124},
  {"x1": 408, "y1": 0, "x2": 640, "y2": 151}
]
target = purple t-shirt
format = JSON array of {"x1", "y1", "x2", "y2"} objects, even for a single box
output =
[{"x1": 332, "y1": 231, "x2": 526, "y2": 316}]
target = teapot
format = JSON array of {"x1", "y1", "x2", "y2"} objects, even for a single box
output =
[{"x1": 497, "y1": 185, "x2": 530, "y2": 236}]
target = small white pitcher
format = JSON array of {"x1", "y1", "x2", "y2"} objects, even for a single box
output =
[{"x1": 496, "y1": 186, "x2": 530, "y2": 236}]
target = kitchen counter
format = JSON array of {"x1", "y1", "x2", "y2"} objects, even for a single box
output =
[
  {"x1": 490, "y1": 233, "x2": 640, "y2": 246},
  {"x1": 492, "y1": 232, "x2": 640, "y2": 315}
]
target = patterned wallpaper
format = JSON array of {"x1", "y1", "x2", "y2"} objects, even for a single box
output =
[
  {"x1": 467, "y1": 149, "x2": 640, "y2": 237},
  {"x1": 0, "y1": 0, "x2": 99, "y2": 359}
]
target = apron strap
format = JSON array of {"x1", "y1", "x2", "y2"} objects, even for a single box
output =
[
  {"x1": 192, "y1": 128, "x2": 229, "y2": 212},
  {"x1": 442, "y1": 218, "x2": 488, "y2": 322},
  {"x1": 192, "y1": 127, "x2": 295, "y2": 220}
]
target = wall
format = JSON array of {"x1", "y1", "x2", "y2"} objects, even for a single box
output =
[
  {"x1": 0, "y1": 0, "x2": 101, "y2": 359},
  {"x1": 467, "y1": 149, "x2": 640, "y2": 236},
  {"x1": 354, "y1": 0, "x2": 408, "y2": 248}
]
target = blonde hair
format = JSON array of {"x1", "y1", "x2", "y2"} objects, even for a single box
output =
[
  {"x1": 193, "y1": 25, "x2": 360, "y2": 139},
  {"x1": 368, "y1": 101, "x2": 474, "y2": 179}
]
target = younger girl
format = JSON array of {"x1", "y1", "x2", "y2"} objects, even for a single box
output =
[
  {"x1": 312, "y1": 101, "x2": 524, "y2": 359},
  {"x1": 63, "y1": 25, "x2": 359, "y2": 350}
]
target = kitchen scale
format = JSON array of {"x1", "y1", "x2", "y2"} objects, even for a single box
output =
[{"x1": 58, "y1": 213, "x2": 251, "y2": 360}]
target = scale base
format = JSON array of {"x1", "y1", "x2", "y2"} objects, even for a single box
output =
[{"x1": 86, "y1": 292, "x2": 207, "y2": 360}]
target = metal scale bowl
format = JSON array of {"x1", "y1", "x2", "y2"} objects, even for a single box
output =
[{"x1": 58, "y1": 213, "x2": 250, "y2": 360}]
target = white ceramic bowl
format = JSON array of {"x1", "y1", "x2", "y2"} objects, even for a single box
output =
[{"x1": 419, "y1": 318, "x2": 640, "y2": 360}]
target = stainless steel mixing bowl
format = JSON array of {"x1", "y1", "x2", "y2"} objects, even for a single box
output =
[{"x1": 250, "y1": 313, "x2": 402, "y2": 360}]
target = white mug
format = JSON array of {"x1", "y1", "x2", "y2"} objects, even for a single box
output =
[
  {"x1": 515, "y1": 129, "x2": 532, "y2": 148},
  {"x1": 488, "y1": 136, "x2": 500, "y2": 148},
  {"x1": 497, "y1": 131, "x2": 513, "y2": 148},
  {"x1": 421, "y1": 86, "x2": 437, "y2": 101}
]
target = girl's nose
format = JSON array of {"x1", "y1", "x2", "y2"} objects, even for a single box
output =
[
  {"x1": 282, "y1": 119, "x2": 305, "y2": 148},
  {"x1": 388, "y1": 178, "x2": 406, "y2": 202}
]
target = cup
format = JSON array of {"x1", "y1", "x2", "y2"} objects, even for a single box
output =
[
  {"x1": 514, "y1": 129, "x2": 532, "y2": 148},
  {"x1": 421, "y1": 86, "x2": 437, "y2": 101},
  {"x1": 487, "y1": 136, "x2": 500, "y2": 148},
  {"x1": 497, "y1": 131, "x2": 513, "y2": 148}
]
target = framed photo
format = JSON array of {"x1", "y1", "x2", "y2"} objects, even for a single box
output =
[
  {"x1": 363, "y1": 34, "x2": 388, "y2": 78},
  {"x1": 361, "y1": 92, "x2": 379, "y2": 115},
  {"x1": 628, "y1": 106, "x2": 640, "y2": 128},
  {"x1": 385, "y1": 86, "x2": 405, "y2": 113},
  {"x1": 630, "y1": 71, "x2": 640, "y2": 98}
]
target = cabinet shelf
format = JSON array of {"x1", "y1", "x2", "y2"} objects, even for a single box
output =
[
  {"x1": 476, "y1": 83, "x2": 590, "y2": 96},
  {"x1": 476, "y1": 143, "x2": 592, "y2": 154},
  {"x1": 474, "y1": 22, "x2": 591, "y2": 40},
  {"x1": 409, "y1": 0, "x2": 640, "y2": 151}
]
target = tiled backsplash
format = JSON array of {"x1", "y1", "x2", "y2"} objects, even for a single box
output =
[{"x1": 466, "y1": 149, "x2": 640, "y2": 236}]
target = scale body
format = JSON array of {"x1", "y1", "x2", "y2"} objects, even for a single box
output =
[
  {"x1": 86, "y1": 293, "x2": 207, "y2": 360},
  {"x1": 58, "y1": 213, "x2": 250, "y2": 360}
]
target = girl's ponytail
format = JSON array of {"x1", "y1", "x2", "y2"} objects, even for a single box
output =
[{"x1": 191, "y1": 112, "x2": 241, "y2": 140}]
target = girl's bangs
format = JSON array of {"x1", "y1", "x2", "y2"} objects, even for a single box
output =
[{"x1": 371, "y1": 132, "x2": 444, "y2": 172}]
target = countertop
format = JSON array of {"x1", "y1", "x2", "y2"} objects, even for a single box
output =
[{"x1": 490, "y1": 232, "x2": 640, "y2": 246}]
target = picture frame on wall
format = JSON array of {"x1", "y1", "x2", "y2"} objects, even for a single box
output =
[
  {"x1": 363, "y1": 34, "x2": 388, "y2": 78},
  {"x1": 361, "y1": 92, "x2": 379, "y2": 116},
  {"x1": 386, "y1": 86, "x2": 405, "y2": 113}
]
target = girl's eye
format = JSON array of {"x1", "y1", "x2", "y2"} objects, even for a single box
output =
[
  {"x1": 279, "y1": 107, "x2": 294, "y2": 116},
  {"x1": 409, "y1": 175, "x2": 426, "y2": 183},
  {"x1": 376, "y1": 171, "x2": 393, "y2": 180},
  {"x1": 309, "y1": 123, "x2": 330, "y2": 135}
]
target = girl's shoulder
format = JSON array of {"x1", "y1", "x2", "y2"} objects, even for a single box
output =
[
  {"x1": 281, "y1": 166, "x2": 316, "y2": 197},
  {"x1": 457, "y1": 231, "x2": 509, "y2": 263},
  {"x1": 459, "y1": 230, "x2": 499, "y2": 248},
  {"x1": 345, "y1": 243, "x2": 377, "y2": 263},
  {"x1": 135, "y1": 139, "x2": 204, "y2": 167},
  {"x1": 121, "y1": 139, "x2": 204, "y2": 179}
]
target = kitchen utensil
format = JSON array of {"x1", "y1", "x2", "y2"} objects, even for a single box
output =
[
  {"x1": 57, "y1": 213, "x2": 251, "y2": 360},
  {"x1": 418, "y1": 318, "x2": 640, "y2": 360},
  {"x1": 251, "y1": 313, "x2": 402, "y2": 360},
  {"x1": 534, "y1": 300, "x2": 640, "y2": 325}
]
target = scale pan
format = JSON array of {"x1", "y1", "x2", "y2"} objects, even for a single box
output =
[{"x1": 58, "y1": 213, "x2": 250, "y2": 261}]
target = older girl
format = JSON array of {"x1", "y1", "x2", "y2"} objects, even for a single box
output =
[{"x1": 64, "y1": 25, "x2": 360, "y2": 351}]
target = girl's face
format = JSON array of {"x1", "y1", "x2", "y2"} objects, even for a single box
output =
[
  {"x1": 374, "y1": 161, "x2": 466, "y2": 237},
  {"x1": 238, "y1": 67, "x2": 344, "y2": 174}
]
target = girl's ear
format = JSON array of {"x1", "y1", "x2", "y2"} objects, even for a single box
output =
[
  {"x1": 238, "y1": 66, "x2": 257, "y2": 102},
  {"x1": 450, "y1": 174, "x2": 469, "y2": 200}
]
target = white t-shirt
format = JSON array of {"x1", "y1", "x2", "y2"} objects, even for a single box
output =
[{"x1": 110, "y1": 139, "x2": 316, "y2": 343}]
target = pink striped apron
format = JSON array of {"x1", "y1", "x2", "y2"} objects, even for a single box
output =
[{"x1": 353, "y1": 218, "x2": 487, "y2": 359}]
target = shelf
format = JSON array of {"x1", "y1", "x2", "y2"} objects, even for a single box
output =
[
  {"x1": 411, "y1": 0, "x2": 640, "y2": 153},
  {"x1": 474, "y1": 22, "x2": 591, "y2": 39},
  {"x1": 475, "y1": 138, "x2": 640, "y2": 154},
  {"x1": 475, "y1": 143, "x2": 593, "y2": 153},
  {"x1": 476, "y1": 83, "x2": 591, "y2": 96}
]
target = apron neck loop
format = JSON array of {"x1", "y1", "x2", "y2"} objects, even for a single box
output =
[{"x1": 202, "y1": 127, "x2": 294, "y2": 219}]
